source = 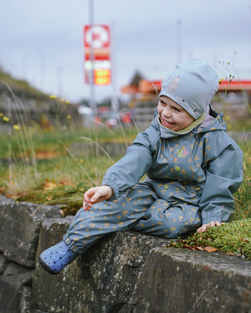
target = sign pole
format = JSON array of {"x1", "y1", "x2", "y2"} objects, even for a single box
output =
[
  {"x1": 111, "y1": 20, "x2": 117, "y2": 112},
  {"x1": 89, "y1": 0, "x2": 96, "y2": 117}
]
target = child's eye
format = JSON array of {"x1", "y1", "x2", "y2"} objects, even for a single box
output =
[{"x1": 173, "y1": 107, "x2": 180, "y2": 112}]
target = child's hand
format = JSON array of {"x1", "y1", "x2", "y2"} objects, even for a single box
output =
[
  {"x1": 197, "y1": 221, "x2": 221, "y2": 233},
  {"x1": 83, "y1": 186, "x2": 114, "y2": 211}
]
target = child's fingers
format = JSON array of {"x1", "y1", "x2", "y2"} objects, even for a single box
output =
[
  {"x1": 83, "y1": 188, "x2": 99, "y2": 210},
  {"x1": 197, "y1": 221, "x2": 221, "y2": 233},
  {"x1": 83, "y1": 201, "x2": 91, "y2": 211},
  {"x1": 84, "y1": 188, "x2": 99, "y2": 206},
  {"x1": 90, "y1": 192, "x2": 101, "y2": 203},
  {"x1": 83, "y1": 186, "x2": 113, "y2": 208},
  {"x1": 197, "y1": 224, "x2": 207, "y2": 233},
  {"x1": 84, "y1": 188, "x2": 96, "y2": 202},
  {"x1": 90, "y1": 186, "x2": 113, "y2": 203}
]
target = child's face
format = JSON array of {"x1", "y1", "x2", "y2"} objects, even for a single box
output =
[{"x1": 157, "y1": 96, "x2": 195, "y2": 132}]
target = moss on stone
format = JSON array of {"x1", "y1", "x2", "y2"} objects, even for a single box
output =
[{"x1": 168, "y1": 218, "x2": 251, "y2": 261}]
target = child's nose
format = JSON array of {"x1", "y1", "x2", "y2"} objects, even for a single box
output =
[{"x1": 163, "y1": 106, "x2": 171, "y2": 116}]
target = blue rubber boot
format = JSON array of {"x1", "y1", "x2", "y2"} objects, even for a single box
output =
[{"x1": 39, "y1": 241, "x2": 78, "y2": 275}]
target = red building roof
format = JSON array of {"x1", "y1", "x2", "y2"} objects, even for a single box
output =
[{"x1": 122, "y1": 79, "x2": 251, "y2": 94}]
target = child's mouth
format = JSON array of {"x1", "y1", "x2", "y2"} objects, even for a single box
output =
[{"x1": 161, "y1": 118, "x2": 175, "y2": 128}]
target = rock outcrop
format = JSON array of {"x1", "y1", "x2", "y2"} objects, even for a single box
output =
[
  {"x1": 0, "y1": 195, "x2": 251, "y2": 313},
  {"x1": 0, "y1": 195, "x2": 61, "y2": 267}
]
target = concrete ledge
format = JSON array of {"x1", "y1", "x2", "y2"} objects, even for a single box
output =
[{"x1": 128, "y1": 247, "x2": 251, "y2": 313}]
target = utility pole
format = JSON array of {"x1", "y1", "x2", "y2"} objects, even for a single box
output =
[
  {"x1": 22, "y1": 54, "x2": 29, "y2": 81},
  {"x1": 37, "y1": 48, "x2": 45, "y2": 91},
  {"x1": 56, "y1": 66, "x2": 62, "y2": 97},
  {"x1": 176, "y1": 20, "x2": 182, "y2": 63}
]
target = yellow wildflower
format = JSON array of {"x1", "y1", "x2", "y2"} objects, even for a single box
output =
[
  {"x1": 3, "y1": 116, "x2": 9, "y2": 122},
  {"x1": 65, "y1": 100, "x2": 70, "y2": 105},
  {"x1": 219, "y1": 79, "x2": 224, "y2": 83},
  {"x1": 49, "y1": 95, "x2": 57, "y2": 99},
  {"x1": 67, "y1": 115, "x2": 71, "y2": 119},
  {"x1": 225, "y1": 115, "x2": 231, "y2": 121},
  {"x1": 0, "y1": 113, "x2": 3, "y2": 116},
  {"x1": 13, "y1": 125, "x2": 20, "y2": 130}
]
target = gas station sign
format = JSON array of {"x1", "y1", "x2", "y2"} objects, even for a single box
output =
[{"x1": 84, "y1": 25, "x2": 111, "y2": 85}]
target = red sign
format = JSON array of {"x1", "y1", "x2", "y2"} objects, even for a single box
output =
[
  {"x1": 84, "y1": 25, "x2": 110, "y2": 49},
  {"x1": 84, "y1": 25, "x2": 111, "y2": 85}
]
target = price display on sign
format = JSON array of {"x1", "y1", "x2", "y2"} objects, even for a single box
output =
[
  {"x1": 94, "y1": 69, "x2": 111, "y2": 85},
  {"x1": 84, "y1": 25, "x2": 111, "y2": 85}
]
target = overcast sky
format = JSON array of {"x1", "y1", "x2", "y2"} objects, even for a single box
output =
[{"x1": 0, "y1": 0, "x2": 251, "y2": 103}]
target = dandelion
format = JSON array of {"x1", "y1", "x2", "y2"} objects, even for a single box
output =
[
  {"x1": 0, "y1": 113, "x2": 3, "y2": 116},
  {"x1": 67, "y1": 115, "x2": 71, "y2": 119},
  {"x1": 13, "y1": 125, "x2": 20, "y2": 130},
  {"x1": 65, "y1": 100, "x2": 70, "y2": 105},
  {"x1": 225, "y1": 115, "x2": 231, "y2": 121},
  {"x1": 61, "y1": 98, "x2": 65, "y2": 102},
  {"x1": 3, "y1": 116, "x2": 9, "y2": 122},
  {"x1": 49, "y1": 95, "x2": 57, "y2": 99},
  {"x1": 80, "y1": 159, "x2": 84, "y2": 164}
]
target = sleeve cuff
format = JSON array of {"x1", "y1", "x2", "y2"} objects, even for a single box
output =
[
  {"x1": 202, "y1": 216, "x2": 222, "y2": 225},
  {"x1": 102, "y1": 179, "x2": 121, "y2": 199}
]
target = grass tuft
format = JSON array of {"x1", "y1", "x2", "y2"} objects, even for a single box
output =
[{"x1": 168, "y1": 218, "x2": 251, "y2": 261}]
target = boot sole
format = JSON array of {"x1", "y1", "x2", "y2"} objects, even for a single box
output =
[{"x1": 39, "y1": 255, "x2": 60, "y2": 275}]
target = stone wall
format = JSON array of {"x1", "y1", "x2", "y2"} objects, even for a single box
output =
[{"x1": 0, "y1": 195, "x2": 251, "y2": 313}]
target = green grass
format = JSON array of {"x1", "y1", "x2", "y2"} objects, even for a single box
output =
[
  {"x1": 229, "y1": 119, "x2": 251, "y2": 132},
  {"x1": 231, "y1": 142, "x2": 251, "y2": 221},
  {"x1": 0, "y1": 125, "x2": 134, "y2": 216},
  {"x1": 0, "y1": 127, "x2": 250, "y2": 218},
  {"x1": 168, "y1": 219, "x2": 251, "y2": 261},
  {"x1": 0, "y1": 154, "x2": 123, "y2": 216},
  {"x1": 0, "y1": 126, "x2": 138, "y2": 159}
]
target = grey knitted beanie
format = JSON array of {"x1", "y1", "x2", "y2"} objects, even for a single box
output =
[{"x1": 159, "y1": 59, "x2": 219, "y2": 119}]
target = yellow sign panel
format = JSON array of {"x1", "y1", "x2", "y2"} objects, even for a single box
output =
[{"x1": 94, "y1": 69, "x2": 111, "y2": 85}]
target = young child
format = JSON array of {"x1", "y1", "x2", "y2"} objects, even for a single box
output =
[{"x1": 39, "y1": 59, "x2": 243, "y2": 275}]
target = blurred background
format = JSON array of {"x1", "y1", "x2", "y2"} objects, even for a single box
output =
[
  {"x1": 0, "y1": 0, "x2": 251, "y2": 224},
  {"x1": 0, "y1": 0, "x2": 251, "y2": 130}
]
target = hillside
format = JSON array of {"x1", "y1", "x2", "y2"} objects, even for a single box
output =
[{"x1": 0, "y1": 66, "x2": 46, "y2": 96}]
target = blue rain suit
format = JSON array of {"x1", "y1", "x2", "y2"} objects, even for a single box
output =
[{"x1": 63, "y1": 106, "x2": 243, "y2": 254}]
